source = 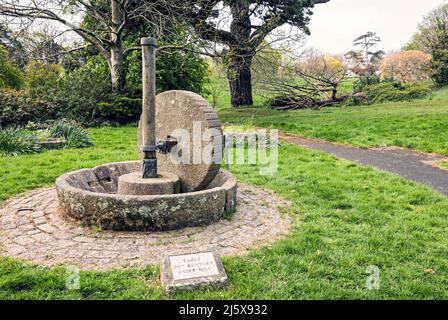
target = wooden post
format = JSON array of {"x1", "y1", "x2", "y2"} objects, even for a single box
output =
[{"x1": 141, "y1": 37, "x2": 158, "y2": 178}]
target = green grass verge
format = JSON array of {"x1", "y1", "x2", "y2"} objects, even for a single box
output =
[
  {"x1": 2, "y1": 126, "x2": 448, "y2": 299},
  {"x1": 218, "y1": 98, "x2": 448, "y2": 155},
  {"x1": 212, "y1": 80, "x2": 448, "y2": 155}
]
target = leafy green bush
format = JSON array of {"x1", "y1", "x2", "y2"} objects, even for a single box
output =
[
  {"x1": 57, "y1": 55, "x2": 112, "y2": 125},
  {"x1": 353, "y1": 73, "x2": 381, "y2": 93},
  {"x1": 96, "y1": 96, "x2": 141, "y2": 124},
  {"x1": 24, "y1": 61, "x2": 63, "y2": 96},
  {"x1": 0, "y1": 46, "x2": 23, "y2": 89},
  {"x1": 49, "y1": 120, "x2": 93, "y2": 148},
  {"x1": 0, "y1": 89, "x2": 62, "y2": 126},
  {"x1": 0, "y1": 127, "x2": 40, "y2": 156},
  {"x1": 125, "y1": 50, "x2": 209, "y2": 96},
  {"x1": 363, "y1": 81, "x2": 431, "y2": 104}
]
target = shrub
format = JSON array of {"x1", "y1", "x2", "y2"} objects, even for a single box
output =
[
  {"x1": 24, "y1": 61, "x2": 64, "y2": 96},
  {"x1": 125, "y1": 49, "x2": 209, "y2": 95},
  {"x1": 57, "y1": 55, "x2": 111, "y2": 125},
  {"x1": 353, "y1": 73, "x2": 381, "y2": 93},
  {"x1": 96, "y1": 96, "x2": 141, "y2": 124},
  {"x1": 0, "y1": 46, "x2": 23, "y2": 89},
  {"x1": 362, "y1": 81, "x2": 431, "y2": 104},
  {"x1": 49, "y1": 120, "x2": 93, "y2": 148},
  {"x1": 0, "y1": 89, "x2": 62, "y2": 127},
  {"x1": 0, "y1": 127, "x2": 40, "y2": 156}
]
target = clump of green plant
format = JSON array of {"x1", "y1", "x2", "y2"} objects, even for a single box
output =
[
  {"x1": 0, "y1": 127, "x2": 40, "y2": 156},
  {"x1": 36, "y1": 129, "x2": 52, "y2": 142},
  {"x1": 347, "y1": 80, "x2": 431, "y2": 105},
  {"x1": 363, "y1": 81, "x2": 431, "y2": 104},
  {"x1": 49, "y1": 120, "x2": 93, "y2": 148}
]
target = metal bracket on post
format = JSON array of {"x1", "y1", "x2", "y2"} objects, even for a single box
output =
[{"x1": 156, "y1": 136, "x2": 178, "y2": 155}]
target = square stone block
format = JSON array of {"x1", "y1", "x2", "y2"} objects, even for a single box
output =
[{"x1": 160, "y1": 250, "x2": 227, "y2": 293}]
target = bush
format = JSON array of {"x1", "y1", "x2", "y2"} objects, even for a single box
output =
[
  {"x1": 0, "y1": 127, "x2": 40, "y2": 156},
  {"x1": 362, "y1": 81, "x2": 431, "y2": 104},
  {"x1": 353, "y1": 73, "x2": 381, "y2": 93},
  {"x1": 0, "y1": 46, "x2": 23, "y2": 89},
  {"x1": 125, "y1": 49, "x2": 209, "y2": 96},
  {"x1": 49, "y1": 120, "x2": 93, "y2": 148},
  {"x1": 57, "y1": 55, "x2": 112, "y2": 125},
  {"x1": 24, "y1": 61, "x2": 64, "y2": 96},
  {"x1": 96, "y1": 96, "x2": 141, "y2": 124},
  {"x1": 0, "y1": 89, "x2": 62, "y2": 127}
]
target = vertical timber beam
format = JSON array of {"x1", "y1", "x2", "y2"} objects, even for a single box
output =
[{"x1": 141, "y1": 37, "x2": 158, "y2": 178}]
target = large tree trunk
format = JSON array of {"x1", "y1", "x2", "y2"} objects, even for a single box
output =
[
  {"x1": 109, "y1": 0, "x2": 125, "y2": 93},
  {"x1": 227, "y1": 54, "x2": 253, "y2": 107},
  {"x1": 109, "y1": 43, "x2": 125, "y2": 93},
  {"x1": 228, "y1": 1, "x2": 253, "y2": 107}
]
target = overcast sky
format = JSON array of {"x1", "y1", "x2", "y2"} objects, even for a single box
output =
[{"x1": 306, "y1": 0, "x2": 448, "y2": 54}]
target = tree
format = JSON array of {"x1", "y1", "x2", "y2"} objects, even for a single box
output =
[
  {"x1": 181, "y1": 0, "x2": 330, "y2": 107},
  {"x1": 261, "y1": 51, "x2": 348, "y2": 110},
  {"x1": 345, "y1": 32, "x2": 385, "y2": 76},
  {"x1": 0, "y1": 24, "x2": 28, "y2": 68},
  {"x1": 404, "y1": 4, "x2": 448, "y2": 86},
  {"x1": 24, "y1": 60, "x2": 64, "y2": 96},
  {"x1": 0, "y1": 45, "x2": 23, "y2": 89},
  {"x1": 431, "y1": 35, "x2": 448, "y2": 86},
  {"x1": 19, "y1": 26, "x2": 66, "y2": 64},
  {"x1": 404, "y1": 4, "x2": 448, "y2": 54},
  {"x1": 380, "y1": 50, "x2": 432, "y2": 82},
  {"x1": 0, "y1": 0, "x2": 174, "y2": 93},
  {"x1": 251, "y1": 41, "x2": 282, "y2": 87}
]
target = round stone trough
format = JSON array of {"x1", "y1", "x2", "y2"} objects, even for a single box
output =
[{"x1": 56, "y1": 161, "x2": 237, "y2": 231}]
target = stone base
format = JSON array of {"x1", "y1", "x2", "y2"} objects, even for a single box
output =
[
  {"x1": 55, "y1": 162, "x2": 238, "y2": 231},
  {"x1": 118, "y1": 171, "x2": 180, "y2": 195}
]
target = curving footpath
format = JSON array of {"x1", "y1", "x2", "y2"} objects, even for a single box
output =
[{"x1": 280, "y1": 132, "x2": 448, "y2": 196}]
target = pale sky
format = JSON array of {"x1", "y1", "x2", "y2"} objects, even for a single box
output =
[{"x1": 306, "y1": 0, "x2": 448, "y2": 54}]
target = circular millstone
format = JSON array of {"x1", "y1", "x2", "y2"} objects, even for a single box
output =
[
  {"x1": 118, "y1": 171, "x2": 180, "y2": 195},
  {"x1": 138, "y1": 90, "x2": 223, "y2": 192}
]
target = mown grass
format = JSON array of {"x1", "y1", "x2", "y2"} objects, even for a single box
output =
[
  {"x1": 0, "y1": 126, "x2": 139, "y2": 203},
  {"x1": 2, "y1": 126, "x2": 448, "y2": 299},
  {"x1": 213, "y1": 81, "x2": 448, "y2": 155}
]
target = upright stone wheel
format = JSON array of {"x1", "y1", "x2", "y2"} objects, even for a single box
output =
[{"x1": 138, "y1": 90, "x2": 223, "y2": 192}]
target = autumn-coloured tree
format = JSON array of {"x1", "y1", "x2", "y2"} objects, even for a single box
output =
[{"x1": 380, "y1": 50, "x2": 432, "y2": 82}]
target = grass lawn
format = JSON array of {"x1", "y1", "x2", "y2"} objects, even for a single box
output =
[
  {"x1": 215, "y1": 86, "x2": 448, "y2": 155},
  {"x1": 2, "y1": 126, "x2": 448, "y2": 299}
]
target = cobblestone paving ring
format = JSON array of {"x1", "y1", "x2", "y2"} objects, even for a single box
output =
[{"x1": 0, "y1": 184, "x2": 291, "y2": 270}]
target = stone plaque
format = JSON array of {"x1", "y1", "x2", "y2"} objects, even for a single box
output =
[
  {"x1": 138, "y1": 90, "x2": 223, "y2": 192},
  {"x1": 161, "y1": 250, "x2": 228, "y2": 293}
]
